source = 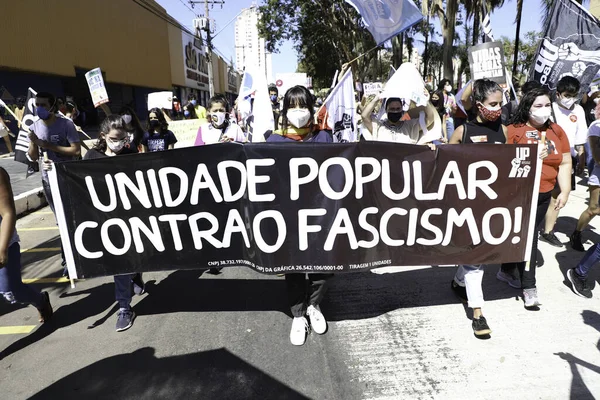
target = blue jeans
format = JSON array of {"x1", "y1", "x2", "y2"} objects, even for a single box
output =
[
  {"x1": 0, "y1": 243, "x2": 44, "y2": 307},
  {"x1": 446, "y1": 118, "x2": 455, "y2": 141},
  {"x1": 575, "y1": 243, "x2": 600, "y2": 279},
  {"x1": 585, "y1": 141, "x2": 594, "y2": 175}
]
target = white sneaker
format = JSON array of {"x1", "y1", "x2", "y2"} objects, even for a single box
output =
[
  {"x1": 307, "y1": 305, "x2": 327, "y2": 335},
  {"x1": 523, "y1": 288, "x2": 541, "y2": 308},
  {"x1": 290, "y1": 317, "x2": 309, "y2": 346}
]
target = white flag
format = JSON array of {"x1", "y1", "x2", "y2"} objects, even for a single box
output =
[
  {"x1": 324, "y1": 68, "x2": 357, "y2": 142},
  {"x1": 237, "y1": 65, "x2": 274, "y2": 143}
]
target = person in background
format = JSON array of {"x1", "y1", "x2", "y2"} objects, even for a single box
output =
[
  {"x1": 83, "y1": 115, "x2": 145, "y2": 331},
  {"x1": 189, "y1": 94, "x2": 207, "y2": 121},
  {"x1": 141, "y1": 108, "x2": 177, "y2": 152},
  {"x1": 430, "y1": 90, "x2": 447, "y2": 140},
  {"x1": 440, "y1": 79, "x2": 457, "y2": 141},
  {"x1": 63, "y1": 101, "x2": 89, "y2": 152},
  {"x1": 448, "y1": 79, "x2": 510, "y2": 337},
  {"x1": 27, "y1": 92, "x2": 81, "y2": 275},
  {"x1": 14, "y1": 96, "x2": 25, "y2": 129},
  {"x1": 171, "y1": 96, "x2": 183, "y2": 120},
  {"x1": 266, "y1": 85, "x2": 332, "y2": 346},
  {"x1": 571, "y1": 100, "x2": 600, "y2": 251},
  {"x1": 0, "y1": 166, "x2": 52, "y2": 324},
  {"x1": 498, "y1": 87, "x2": 570, "y2": 308},
  {"x1": 194, "y1": 94, "x2": 245, "y2": 145},
  {"x1": 269, "y1": 84, "x2": 281, "y2": 130},
  {"x1": 183, "y1": 102, "x2": 198, "y2": 120},
  {"x1": 119, "y1": 105, "x2": 145, "y2": 153},
  {"x1": 0, "y1": 113, "x2": 14, "y2": 155},
  {"x1": 501, "y1": 81, "x2": 542, "y2": 125},
  {"x1": 538, "y1": 76, "x2": 587, "y2": 248}
]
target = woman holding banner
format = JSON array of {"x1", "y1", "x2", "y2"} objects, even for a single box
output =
[
  {"x1": 266, "y1": 85, "x2": 332, "y2": 346},
  {"x1": 448, "y1": 79, "x2": 508, "y2": 337},
  {"x1": 498, "y1": 88, "x2": 570, "y2": 309}
]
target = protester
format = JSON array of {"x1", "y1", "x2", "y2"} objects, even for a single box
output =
[
  {"x1": 501, "y1": 81, "x2": 542, "y2": 125},
  {"x1": 567, "y1": 242, "x2": 600, "y2": 299},
  {"x1": 140, "y1": 108, "x2": 177, "y2": 152},
  {"x1": 498, "y1": 88, "x2": 570, "y2": 308},
  {"x1": 27, "y1": 92, "x2": 81, "y2": 275},
  {"x1": 360, "y1": 93, "x2": 437, "y2": 143},
  {"x1": 571, "y1": 101, "x2": 600, "y2": 251},
  {"x1": 266, "y1": 85, "x2": 332, "y2": 346},
  {"x1": 269, "y1": 84, "x2": 281, "y2": 130},
  {"x1": 14, "y1": 96, "x2": 25, "y2": 129},
  {"x1": 0, "y1": 166, "x2": 52, "y2": 323},
  {"x1": 540, "y1": 76, "x2": 587, "y2": 248},
  {"x1": 119, "y1": 105, "x2": 145, "y2": 153},
  {"x1": 189, "y1": 94, "x2": 207, "y2": 121},
  {"x1": 448, "y1": 79, "x2": 508, "y2": 337},
  {"x1": 84, "y1": 115, "x2": 145, "y2": 331},
  {"x1": 440, "y1": 79, "x2": 456, "y2": 140},
  {"x1": 430, "y1": 90, "x2": 446, "y2": 139},
  {"x1": 183, "y1": 102, "x2": 198, "y2": 120},
  {"x1": 194, "y1": 95, "x2": 245, "y2": 145},
  {"x1": 172, "y1": 96, "x2": 183, "y2": 120}
]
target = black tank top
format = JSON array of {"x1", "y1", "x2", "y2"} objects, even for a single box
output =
[{"x1": 462, "y1": 119, "x2": 506, "y2": 144}]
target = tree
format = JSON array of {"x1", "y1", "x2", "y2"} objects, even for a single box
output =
[
  {"x1": 461, "y1": 0, "x2": 505, "y2": 46},
  {"x1": 501, "y1": 31, "x2": 542, "y2": 85},
  {"x1": 430, "y1": 0, "x2": 460, "y2": 83},
  {"x1": 258, "y1": 0, "x2": 378, "y2": 88}
]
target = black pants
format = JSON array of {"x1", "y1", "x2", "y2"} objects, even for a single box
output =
[
  {"x1": 501, "y1": 191, "x2": 552, "y2": 289},
  {"x1": 286, "y1": 273, "x2": 333, "y2": 317}
]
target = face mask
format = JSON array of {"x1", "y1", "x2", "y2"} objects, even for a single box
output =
[
  {"x1": 595, "y1": 98, "x2": 600, "y2": 105},
  {"x1": 190, "y1": 100, "x2": 197, "y2": 106},
  {"x1": 211, "y1": 111, "x2": 226, "y2": 127},
  {"x1": 37, "y1": 106, "x2": 51, "y2": 120},
  {"x1": 287, "y1": 108, "x2": 311, "y2": 128},
  {"x1": 107, "y1": 138, "x2": 127, "y2": 153},
  {"x1": 387, "y1": 112, "x2": 403, "y2": 123},
  {"x1": 270, "y1": 95, "x2": 277, "y2": 102},
  {"x1": 149, "y1": 119, "x2": 160, "y2": 129},
  {"x1": 478, "y1": 103, "x2": 502, "y2": 121},
  {"x1": 530, "y1": 108, "x2": 552, "y2": 125},
  {"x1": 184, "y1": 110, "x2": 190, "y2": 118},
  {"x1": 444, "y1": 85, "x2": 452, "y2": 92},
  {"x1": 559, "y1": 96, "x2": 577, "y2": 109},
  {"x1": 122, "y1": 114, "x2": 132, "y2": 125}
]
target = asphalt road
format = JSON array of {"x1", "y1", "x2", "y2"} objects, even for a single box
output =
[{"x1": 2, "y1": 187, "x2": 600, "y2": 399}]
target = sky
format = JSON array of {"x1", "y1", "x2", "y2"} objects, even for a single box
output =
[{"x1": 154, "y1": 0, "x2": 580, "y2": 78}]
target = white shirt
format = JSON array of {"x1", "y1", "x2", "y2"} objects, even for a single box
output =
[
  {"x1": 552, "y1": 103, "x2": 588, "y2": 157},
  {"x1": 198, "y1": 122, "x2": 246, "y2": 145},
  {"x1": 369, "y1": 119, "x2": 421, "y2": 144}
]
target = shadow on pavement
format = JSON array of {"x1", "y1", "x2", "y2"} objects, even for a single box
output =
[
  {"x1": 554, "y1": 352, "x2": 600, "y2": 400},
  {"x1": 28, "y1": 347, "x2": 309, "y2": 400}
]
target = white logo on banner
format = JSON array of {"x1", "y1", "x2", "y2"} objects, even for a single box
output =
[{"x1": 509, "y1": 147, "x2": 531, "y2": 178}]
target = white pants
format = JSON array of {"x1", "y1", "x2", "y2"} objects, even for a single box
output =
[{"x1": 453, "y1": 264, "x2": 484, "y2": 309}]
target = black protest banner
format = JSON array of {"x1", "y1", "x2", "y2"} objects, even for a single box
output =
[
  {"x1": 468, "y1": 41, "x2": 506, "y2": 84},
  {"x1": 50, "y1": 142, "x2": 540, "y2": 279},
  {"x1": 14, "y1": 88, "x2": 39, "y2": 171},
  {"x1": 529, "y1": 0, "x2": 600, "y2": 97}
]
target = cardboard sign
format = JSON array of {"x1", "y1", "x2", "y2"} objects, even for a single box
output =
[
  {"x1": 85, "y1": 68, "x2": 109, "y2": 107},
  {"x1": 148, "y1": 91, "x2": 173, "y2": 111},
  {"x1": 170, "y1": 119, "x2": 203, "y2": 148},
  {"x1": 468, "y1": 41, "x2": 507, "y2": 84},
  {"x1": 363, "y1": 82, "x2": 383, "y2": 97}
]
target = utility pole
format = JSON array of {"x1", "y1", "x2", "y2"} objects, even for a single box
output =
[{"x1": 190, "y1": 0, "x2": 225, "y2": 97}]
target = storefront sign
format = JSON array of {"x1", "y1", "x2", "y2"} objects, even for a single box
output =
[{"x1": 183, "y1": 31, "x2": 209, "y2": 90}]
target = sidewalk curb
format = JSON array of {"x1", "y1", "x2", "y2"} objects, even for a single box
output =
[{"x1": 14, "y1": 187, "x2": 47, "y2": 216}]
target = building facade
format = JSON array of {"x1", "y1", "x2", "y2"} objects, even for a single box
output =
[{"x1": 234, "y1": 5, "x2": 273, "y2": 82}]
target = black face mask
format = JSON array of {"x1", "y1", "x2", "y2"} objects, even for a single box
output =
[
  {"x1": 149, "y1": 120, "x2": 160, "y2": 129},
  {"x1": 388, "y1": 112, "x2": 403, "y2": 123}
]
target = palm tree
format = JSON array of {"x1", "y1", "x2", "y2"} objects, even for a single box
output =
[
  {"x1": 462, "y1": 0, "x2": 505, "y2": 45},
  {"x1": 431, "y1": 0, "x2": 459, "y2": 83}
]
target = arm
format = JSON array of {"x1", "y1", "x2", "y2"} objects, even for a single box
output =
[
  {"x1": 555, "y1": 153, "x2": 572, "y2": 210},
  {"x1": 461, "y1": 82, "x2": 473, "y2": 111},
  {"x1": 141, "y1": 145, "x2": 148, "y2": 153},
  {"x1": 406, "y1": 102, "x2": 436, "y2": 130},
  {"x1": 41, "y1": 141, "x2": 81, "y2": 158},
  {"x1": 360, "y1": 94, "x2": 381, "y2": 134},
  {"x1": 28, "y1": 131, "x2": 40, "y2": 162},
  {"x1": 448, "y1": 125, "x2": 464, "y2": 144},
  {"x1": 0, "y1": 168, "x2": 16, "y2": 267}
]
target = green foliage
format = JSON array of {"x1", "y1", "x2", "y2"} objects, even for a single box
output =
[{"x1": 501, "y1": 31, "x2": 542, "y2": 85}]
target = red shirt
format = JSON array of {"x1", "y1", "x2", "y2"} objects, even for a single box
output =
[{"x1": 508, "y1": 123, "x2": 570, "y2": 193}]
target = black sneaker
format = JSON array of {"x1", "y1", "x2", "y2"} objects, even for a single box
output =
[
  {"x1": 472, "y1": 316, "x2": 492, "y2": 336},
  {"x1": 132, "y1": 274, "x2": 145, "y2": 295},
  {"x1": 116, "y1": 309, "x2": 135, "y2": 332},
  {"x1": 37, "y1": 291, "x2": 53, "y2": 323},
  {"x1": 570, "y1": 231, "x2": 585, "y2": 252},
  {"x1": 539, "y1": 232, "x2": 563, "y2": 247},
  {"x1": 451, "y1": 280, "x2": 468, "y2": 303},
  {"x1": 567, "y1": 269, "x2": 593, "y2": 298}
]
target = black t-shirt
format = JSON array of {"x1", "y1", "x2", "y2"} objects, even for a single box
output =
[
  {"x1": 83, "y1": 147, "x2": 136, "y2": 160},
  {"x1": 462, "y1": 119, "x2": 506, "y2": 144}
]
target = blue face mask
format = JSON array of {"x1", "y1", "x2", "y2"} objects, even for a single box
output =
[
  {"x1": 270, "y1": 95, "x2": 277, "y2": 102},
  {"x1": 36, "y1": 106, "x2": 51, "y2": 120},
  {"x1": 184, "y1": 110, "x2": 190, "y2": 117},
  {"x1": 190, "y1": 100, "x2": 197, "y2": 106}
]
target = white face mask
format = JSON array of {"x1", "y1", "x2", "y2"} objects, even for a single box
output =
[
  {"x1": 594, "y1": 98, "x2": 600, "y2": 105},
  {"x1": 287, "y1": 108, "x2": 311, "y2": 128},
  {"x1": 559, "y1": 96, "x2": 577, "y2": 109},
  {"x1": 530, "y1": 107, "x2": 552, "y2": 125},
  {"x1": 211, "y1": 111, "x2": 226, "y2": 127},
  {"x1": 444, "y1": 85, "x2": 452, "y2": 92},
  {"x1": 107, "y1": 138, "x2": 127, "y2": 153},
  {"x1": 122, "y1": 114, "x2": 132, "y2": 125}
]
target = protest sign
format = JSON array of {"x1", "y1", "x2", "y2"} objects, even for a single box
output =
[
  {"x1": 49, "y1": 142, "x2": 540, "y2": 279},
  {"x1": 468, "y1": 41, "x2": 506, "y2": 83},
  {"x1": 13, "y1": 88, "x2": 39, "y2": 170},
  {"x1": 170, "y1": 119, "x2": 203, "y2": 148},
  {"x1": 363, "y1": 82, "x2": 383, "y2": 97},
  {"x1": 345, "y1": 0, "x2": 423, "y2": 45},
  {"x1": 529, "y1": 0, "x2": 600, "y2": 97},
  {"x1": 148, "y1": 91, "x2": 173, "y2": 111},
  {"x1": 85, "y1": 68, "x2": 109, "y2": 107}
]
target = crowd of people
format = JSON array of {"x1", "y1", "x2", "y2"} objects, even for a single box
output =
[{"x1": 1, "y1": 69, "x2": 600, "y2": 346}]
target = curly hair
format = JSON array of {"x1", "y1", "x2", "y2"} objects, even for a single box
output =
[{"x1": 510, "y1": 87, "x2": 551, "y2": 126}]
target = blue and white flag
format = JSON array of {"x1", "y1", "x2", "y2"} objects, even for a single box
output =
[{"x1": 345, "y1": 0, "x2": 423, "y2": 45}]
